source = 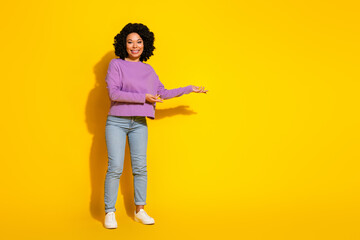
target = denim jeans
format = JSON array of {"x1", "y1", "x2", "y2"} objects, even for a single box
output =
[{"x1": 104, "y1": 115, "x2": 148, "y2": 213}]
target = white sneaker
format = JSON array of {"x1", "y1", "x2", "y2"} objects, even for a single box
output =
[
  {"x1": 104, "y1": 212, "x2": 117, "y2": 229},
  {"x1": 134, "y1": 209, "x2": 155, "y2": 225}
]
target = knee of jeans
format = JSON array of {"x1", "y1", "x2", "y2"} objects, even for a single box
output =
[
  {"x1": 132, "y1": 165, "x2": 147, "y2": 176},
  {"x1": 107, "y1": 165, "x2": 123, "y2": 178}
]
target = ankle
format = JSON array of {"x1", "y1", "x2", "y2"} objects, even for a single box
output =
[{"x1": 136, "y1": 206, "x2": 144, "y2": 213}]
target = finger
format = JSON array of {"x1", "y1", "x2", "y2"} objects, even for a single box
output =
[
  {"x1": 153, "y1": 97, "x2": 163, "y2": 103},
  {"x1": 149, "y1": 97, "x2": 158, "y2": 102}
]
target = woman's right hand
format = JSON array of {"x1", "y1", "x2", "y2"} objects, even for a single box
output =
[{"x1": 145, "y1": 94, "x2": 163, "y2": 104}]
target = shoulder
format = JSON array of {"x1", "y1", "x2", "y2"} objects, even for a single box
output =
[
  {"x1": 108, "y1": 58, "x2": 126, "y2": 71},
  {"x1": 109, "y1": 58, "x2": 122, "y2": 66},
  {"x1": 141, "y1": 61, "x2": 154, "y2": 70},
  {"x1": 107, "y1": 58, "x2": 120, "y2": 71},
  {"x1": 143, "y1": 62, "x2": 157, "y2": 75}
]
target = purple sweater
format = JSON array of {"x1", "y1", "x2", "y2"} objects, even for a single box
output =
[{"x1": 105, "y1": 58, "x2": 193, "y2": 119}]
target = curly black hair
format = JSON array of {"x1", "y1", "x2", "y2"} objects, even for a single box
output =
[{"x1": 113, "y1": 23, "x2": 156, "y2": 62}]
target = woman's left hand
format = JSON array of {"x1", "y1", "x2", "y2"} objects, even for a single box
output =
[{"x1": 192, "y1": 85, "x2": 208, "y2": 93}]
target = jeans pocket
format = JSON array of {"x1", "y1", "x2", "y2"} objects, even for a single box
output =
[{"x1": 136, "y1": 117, "x2": 147, "y2": 125}]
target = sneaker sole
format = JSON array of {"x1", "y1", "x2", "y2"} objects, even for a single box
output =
[
  {"x1": 104, "y1": 224, "x2": 118, "y2": 229},
  {"x1": 134, "y1": 216, "x2": 155, "y2": 225}
]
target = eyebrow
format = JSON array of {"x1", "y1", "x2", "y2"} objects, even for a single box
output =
[{"x1": 127, "y1": 39, "x2": 142, "y2": 41}]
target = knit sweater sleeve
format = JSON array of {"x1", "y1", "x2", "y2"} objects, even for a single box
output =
[
  {"x1": 155, "y1": 73, "x2": 193, "y2": 100},
  {"x1": 105, "y1": 59, "x2": 146, "y2": 103}
]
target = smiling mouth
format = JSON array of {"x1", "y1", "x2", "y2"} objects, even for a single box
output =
[{"x1": 131, "y1": 50, "x2": 140, "y2": 53}]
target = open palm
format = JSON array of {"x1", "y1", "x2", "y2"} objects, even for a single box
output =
[{"x1": 192, "y1": 85, "x2": 208, "y2": 93}]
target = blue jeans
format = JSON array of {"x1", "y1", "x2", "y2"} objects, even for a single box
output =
[{"x1": 104, "y1": 115, "x2": 148, "y2": 213}]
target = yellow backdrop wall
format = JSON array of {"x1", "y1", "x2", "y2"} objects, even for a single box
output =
[{"x1": 1, "y1": 0, "x2": 359, "y2": 239}]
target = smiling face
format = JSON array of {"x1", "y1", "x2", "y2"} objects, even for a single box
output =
[{"x1": 125, "y1": 32, "x2": 144, "y2": 62}]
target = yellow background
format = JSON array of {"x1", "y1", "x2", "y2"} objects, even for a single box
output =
[{"x1": 1, "y1": 0, "x2": 359, "y2": 239}]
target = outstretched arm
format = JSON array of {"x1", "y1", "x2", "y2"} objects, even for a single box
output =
[{"x1": 156, "y1": 74, "x2": 195, "y2": 100}]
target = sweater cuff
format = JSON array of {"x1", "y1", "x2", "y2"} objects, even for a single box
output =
[{"x1": 184, "y1": 85, "x2": 193, "y2": 94}]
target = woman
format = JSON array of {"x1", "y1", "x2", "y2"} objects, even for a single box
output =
[{"x1": 104, "y1": 23, "x2": 207, "y2": 228}]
